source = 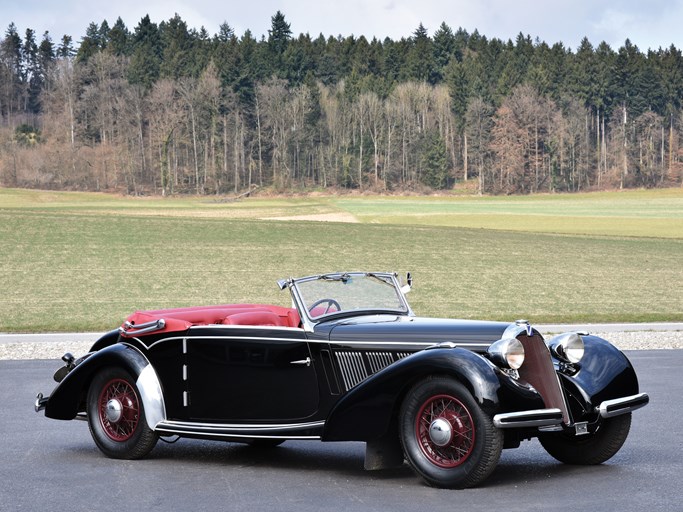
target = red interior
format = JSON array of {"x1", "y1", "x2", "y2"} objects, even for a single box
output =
[{"x1": 121, "y1": 304, "x2": 301, "y2": 336}]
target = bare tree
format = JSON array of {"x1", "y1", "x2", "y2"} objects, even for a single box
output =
[
  {"x1": 465, "y1": 97, "x2": 493, "y2": 194},
  {"x1": 256, "y1": 78, "x2": 289, "y2": 187},
  {"x1": 148, "y1": 79, "x2": 180, "y2": 195},
  {"x1": 359, "y1": 91, "x2": 383, "y2": 187}
]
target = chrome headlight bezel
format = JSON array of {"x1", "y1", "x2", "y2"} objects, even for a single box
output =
[
  {"x1": 487, "y1": 337, "x2": 525, "y2": 370},
  {"x1": 548, "y1": 332, "x2": 585, "y2": 364}
]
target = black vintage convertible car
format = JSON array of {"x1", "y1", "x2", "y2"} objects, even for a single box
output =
[{"x1": 35, "y1": 272, "x2": 649, "y2": 488}]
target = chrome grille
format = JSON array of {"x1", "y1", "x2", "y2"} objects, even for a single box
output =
[{"x1": 517, "y1": 333, "x2": 570, "y2": 424}]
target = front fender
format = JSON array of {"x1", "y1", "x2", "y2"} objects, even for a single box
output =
[
  {"x1": 43, "y1": 343, "x2": 166, "y2": 430},
  {"x1": 323, "y1": 348, "x2": 515, "y2": 442},
  {"x1": 560, "y1": 335, "x2": 640, "y2": 418}
]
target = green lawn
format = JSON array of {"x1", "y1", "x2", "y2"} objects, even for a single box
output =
[
  {"x1": 1, "y1": 187, "x2": 681, "y2": 332},
  {"x1": 335, "y1": 189, "x2": 683, "y2": 238}
]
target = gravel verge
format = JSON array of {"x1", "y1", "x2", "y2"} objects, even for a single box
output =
[
  {"x1": 0, "y1": 341, "x2": 94, "y2": 361},
  {"x1": 1, "y1": 330, "x2": 681, "y2": 361}
]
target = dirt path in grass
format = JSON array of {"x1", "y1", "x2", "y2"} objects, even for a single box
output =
[{"x1": 265, "y1": 212, "x2": 359, "y2": 223}]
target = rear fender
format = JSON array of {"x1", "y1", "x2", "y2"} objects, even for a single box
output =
[
  {"x1": 89, "y1": 329, "x2": 122, "y2": 352},
  {"x1": 44, "y1": 343, "x2": 166, "y2": 430},
  {"x1": 322, "y1": 347, "x2": 503, "y2": 442}
]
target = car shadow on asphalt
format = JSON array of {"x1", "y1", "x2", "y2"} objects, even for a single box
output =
[{"x1": 60, "y1": 434, "x2": 620, "y2": 489}]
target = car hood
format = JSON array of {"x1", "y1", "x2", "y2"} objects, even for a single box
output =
[{"x1": 323, "y1": 314, "x2": 510, "y2": 349}]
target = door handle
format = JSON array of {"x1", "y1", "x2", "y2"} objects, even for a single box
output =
[{"x1": 290, "y1": 357, "x2": 311, "y2": 367}]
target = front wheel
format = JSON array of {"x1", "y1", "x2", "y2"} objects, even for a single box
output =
[
  {"x1": 87, "y1": 367, "x2": 158, "y2": 459},
  {"x1": 399, "y1": 377, "x2": 503, "y2": 488},
  {"x1": 539, "y1": 413, "x2": 632, "y2": 465}
]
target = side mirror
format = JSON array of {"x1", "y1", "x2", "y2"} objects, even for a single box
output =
[{"x1": 401, "y1": 272, "x2": 412, "y2": 294}]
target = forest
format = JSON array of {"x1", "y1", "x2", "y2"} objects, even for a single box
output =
[{"x1": 1, "y1": 11, "x2": 682, "y2": 195}]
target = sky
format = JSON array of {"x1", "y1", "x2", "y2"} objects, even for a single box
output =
[{"x1": 3, "y1": 0, "x2": 683, "y2": 52}]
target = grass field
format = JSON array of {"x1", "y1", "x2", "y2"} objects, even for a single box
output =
[{"x1": 1, "y1": 187, "x2": 681, "y2": 332}]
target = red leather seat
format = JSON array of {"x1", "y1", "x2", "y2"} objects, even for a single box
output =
[{"x1": 223, "y1": 311, "x2": 289, "y2": 327}]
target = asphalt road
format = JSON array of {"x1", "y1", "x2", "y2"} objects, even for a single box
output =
[{"x1": 2, "y1": 351, "x2": 680, "y2": 512}]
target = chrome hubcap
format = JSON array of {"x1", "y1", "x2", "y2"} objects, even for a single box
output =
[
  {"x1": 429, "y1": 418, "x2": 453, "y2": 447},
  {"x1": 105, "y1": 399, "x2": 123, "y2": 423}
]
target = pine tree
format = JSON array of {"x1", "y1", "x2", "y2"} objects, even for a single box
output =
[
  {"x1": 159, "y1": 14, "x2": 194, "y2": 79},
  {"x1": 1, "y1": 23, "x2": 24, "y2": 119},
  {"x1": 38, "y1": 31, "x2": 54, "y2": 77},
  {"x1": 268, "y1": 10, "x2": 292, "y2": 77},
  {"x1": 614, "y1": 39, "x2": 649, "y2": 117},
  {"x1": 108, "y1": 17, "x2": 131, "y2": 56},
  {"x1": 405, "y1": 23, "x2": 435, "y2": 83},
  {"x1": 421, "y1": 131, "x2": 449, "y2": 188},
  {"x1": 432, "y1": 22, "x2": 456, "y2": 82},
  {"x1": 284, "y1": 32, "x2": 316, "y2": 85},
  {"x1": 214, "y1": 22, "x2": 239, "y2": 87},
  {"x1": 128, "y1": 15, "x2": 161, "y2": 88},
  {"x1": 56, "y1": 35, "x2": 75, "y2": 59},
  {"x1": 76, "y1": 22, "x2": 103, "y2": 62},
  {"x1": 658, "y1": 45, "x2": 683, "y2": 115},
  {"x1": 23, "y1": 28, "x2": 41, "y2": 112}
]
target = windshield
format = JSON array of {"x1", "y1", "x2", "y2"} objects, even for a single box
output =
[{"x1": 292, "y1": 273, "x2": 409, "y2": 320}]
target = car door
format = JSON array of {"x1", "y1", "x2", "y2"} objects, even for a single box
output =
[{"x1": 185, "y1": 326, "x2": 319, "y2": 422}]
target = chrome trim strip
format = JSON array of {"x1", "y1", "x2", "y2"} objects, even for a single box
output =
[
  {"x1": 155, "y1": 419, "x2": 325, "y2": 433},
  {"x1": 598, "y1": 393, "x2": 649, "y2": 418},
  {"x1": 335, "y1": 341, "x2": 489, "y2": 351},
  {"x1": 155, "y1": 429, "x2": 321, "y2": 441},
  {"x1": 493, "y1": 408, "x2": 563, "y2": 428},
  {"x1": 188, "y1": 324, "x2": 305, "y2": 332},
  {"x1": 146, "y1": 334, "x2": 310, "y2": 350},
  {"x1": 143, "y1": 334, "x2": 464, "y2": 351}
]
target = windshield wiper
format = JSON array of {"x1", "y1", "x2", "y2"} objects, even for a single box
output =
[
  {"x1": 365, "y1": 272, "x2": 394, "y2": 287},
  {"x1": 319, "y1": 272, "x2": 351, "y2": 283}
]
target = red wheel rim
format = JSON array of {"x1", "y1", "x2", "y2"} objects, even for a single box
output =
[
  {"x1": 98, "y1": 378, "x2": 140, "y2": 442},
  {"x1": 415, "y1": 394, "x2": 475, "y2": 468}
]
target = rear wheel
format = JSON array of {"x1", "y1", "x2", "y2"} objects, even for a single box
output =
[
  {"x1": 399, "y1": 377, "x2": 503, "y2": 488},
  {"x1": 87, "y1": 367, "x2": 158, "y2": 459},
  {"x1": 539, "y1": 413, "x2": 631, "y2": 465}
]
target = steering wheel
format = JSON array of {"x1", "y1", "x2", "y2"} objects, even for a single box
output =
[{"x1": 308, "y1": 298, "x2": 341, "y2": 316}]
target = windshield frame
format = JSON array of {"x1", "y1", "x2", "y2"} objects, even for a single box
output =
[{"x1": 281, "y1": 272, "x2": 413, "y2": 331}]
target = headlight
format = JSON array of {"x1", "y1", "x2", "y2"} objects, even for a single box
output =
[
  {"x1": 487, "y1": 337, "x2": 525, "y2": 370},
  {"x1": 548, "y1": 332, "x2": 585, "y2": 363}
]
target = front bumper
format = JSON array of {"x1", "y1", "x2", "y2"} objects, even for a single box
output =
[
  {"x1": 597, "y1": 392, "x2": 649, "y2": 418},
  {"x1": 494, "y1": 392, "x2": 649, "y2": 429},
  {"x1": 493, "y1": 408, "x2": 563, "y2": 428}
]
